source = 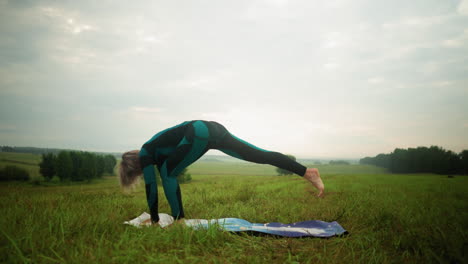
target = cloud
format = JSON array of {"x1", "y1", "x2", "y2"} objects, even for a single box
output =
[
  {"x1": 131, "y1": 107, "x2": 163, "y2": 113},
  {"x1": 382, "y1": 15, "x2": 445, "y2": 30},
  {"x1": 432, "y1": 81, "x2": 453, "y2": 87},
  {"x1": 458, "y1": 0, "x2": 468, "y2": 15},
  {"x1": 1, "y1": 0, "x2": 467, "y2": 156},
  {"x1": 442, "y1": 29, "x2": 468, "y2": 47},
  {"x1": 323, "y1": 62, "x2": 340, "y2": 70},
  {"x1": 243, "y1": 0, "x2": 292, "y2": 21},
  {"x1": 367, "y1": 77, "x2": 384, "y2": 84}
]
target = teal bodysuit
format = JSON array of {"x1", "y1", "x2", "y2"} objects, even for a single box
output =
[{"x1": 139, "y1": 120, "x2": 307, "y2": 223}]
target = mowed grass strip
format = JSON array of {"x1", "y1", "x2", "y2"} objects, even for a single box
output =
[
  {"x1": 0, "y1": 152, "x2": 43, "y2": 179},
  {"x1": 0, "y1": 159, "x2": 467, "y2": 263},
  {"x1": 0, "y1": 152, "x2": 42, "y2": 165}
]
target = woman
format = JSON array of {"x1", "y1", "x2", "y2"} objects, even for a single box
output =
[{"x1": 119, "y1": 120, "x2": 324, "y2": 224}]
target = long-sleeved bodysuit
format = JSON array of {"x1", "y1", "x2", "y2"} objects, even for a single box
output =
[{"x1": 139, "y1": 120, "x2": 307, "y2": 223}]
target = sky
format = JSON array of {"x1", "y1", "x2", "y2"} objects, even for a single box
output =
[{"x1": 1, "y1": 0, "x2": 468, "y2": 159}]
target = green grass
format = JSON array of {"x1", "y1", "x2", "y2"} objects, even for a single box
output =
[
  {"x1": 0, "y1": 153, "x2": 467, "y2": 263},
  {"x1": 188, "y1": 161, "x2": 388, "y2": 176},
  {"x1": 0, "y1": 152, "x2": 42, "y2": 178},
  {"x1": 0, "y1": 152, "x2": 42, "y2": 165}
]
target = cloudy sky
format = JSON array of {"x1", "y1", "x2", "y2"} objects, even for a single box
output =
[{"x1": 1, "y1": 0, "x2": 467, "y2": 159}]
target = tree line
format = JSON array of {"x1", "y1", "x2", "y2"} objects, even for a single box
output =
[
  {"x1": 1, "y1": 146, "x2": 121, "y2": 158},
  {"x1": 328, "y1": 160, "x2": 350, "y2": 165},
  {"x1": 39, "y1": 151, "x2": 117, "y2": 181},
  {"x1": 360, "y1": 146, "x2": 468, "y2": 175}
]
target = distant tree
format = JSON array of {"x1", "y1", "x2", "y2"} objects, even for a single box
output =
[
  {"x1": 96, "y1": 155, "x2": 105, "y2": 177},
  {"x1": 103, "y1": 155, "x2": 117, "y2": 174},
  {"x1": 49, "y1": 151, "x2": 115, "y2": 182},
  {"x1": 459, "y1": 150, "x2": 468, "y2": 175},
  {"x1": 375, "y1": 154, "x2": 391, "y2": 168},
  {"x1": 446, "y1": 150, "x2": 461, "y2": 175},
  {"x1": 391, "y1": 148, "x2": 410, "y2": 173},
  {"x1": 79, "y1": 152, "x2": 97, "y2": 181},
  {"x1": 39, "y1": 153, "x2": 56, "y2": 180},
  {"x1": 428, "y1": 146, "x2": 450, "y2": 174},
  {"x1": 314, "y1": 161, "x2": 322, "y2": 165},
  {"x1": 276, "y1": 155, "x2": 296, "y2": 175},
  {"x1": 69, "y1": 151, "x2": 83, "y2": 181},
  {"x1": 360, "y1": 145, "x2": 466, "y2": 175},
  {"x1": 408, "y1": 147, "x2": 429, "y2": 173},
  {"x1": 55, "y1": 151, "x2": 73, "y2": 181},
  {"x1": 329, "y1": 160, "x2": 350, "y2": 165},
  {"x1": 360, "y1": 157, "x2": 373, "y2": 165},
  {"x1": 1, "y1": 146, "x2": 14, "y2": 152}
]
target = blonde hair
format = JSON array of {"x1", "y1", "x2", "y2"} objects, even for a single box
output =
[{"x1": 119, "y1": 150, "x2": 142, "y2": 188}]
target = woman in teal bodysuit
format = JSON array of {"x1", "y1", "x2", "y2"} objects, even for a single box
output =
[{"x1": 119, "y1": 120, "x2": 324, "y2": 224}]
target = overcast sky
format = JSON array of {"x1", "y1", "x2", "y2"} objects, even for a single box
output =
[{"x1": 1, "y1": 0, "x2": 467, "y2": 159}]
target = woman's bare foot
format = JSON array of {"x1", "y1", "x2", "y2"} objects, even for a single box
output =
[{"x1": 303, "y1": 168, "x2": 324, "y2": 197}]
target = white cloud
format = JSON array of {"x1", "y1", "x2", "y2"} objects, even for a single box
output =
[
  {"x1": 458, "y1": 0, "x2": 468, "y2": 15},
  {"x1": 443, "y1": 39, "x2": 463, "y2": 47},
  {"x1": 39, "y1": 6, "x2": 97, "y2": 35},
  {"x1": 242, "y1": 0, "x2": 309, "y2": 21},
  {"x1": 382, "y1": 16, "x2": 444, "y2": 29},
  {"x1": 323, "y1": 62, "x2": 340, "y2": 70},
  {"x1": 368, "y1": 77, "x2": 384, "y2": 84},
  {"x1": 264, "y1": 0, "x2": 289, "y2": 7},
  {"x1": 1, "y1": 1, "x2": 468, "y2": 156},
  {"x1": 442, "y1": 29, "x2": 468, "y2": 48},
  {"x1": 141, "y1": 35, "x2": 160, "y2": 43},
  {"x1": 322, "y1": 31, "x2": 345, "y2": 49},
  {"x1": 432, "y1": 81, "x2": 453, "y2": 87},
  {"x1": 132, "y1": 107, "x2": 163, "y2": 113},
  {"x1": 168, "y1": 70, "x2": 234, "y2": 92}
]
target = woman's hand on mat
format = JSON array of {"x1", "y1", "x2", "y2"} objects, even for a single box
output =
[
  {"x1": 159, "y1": 218, "x2": 184, "y2": 229},
  {"x1": 304, "y1": 168, "x2": 324, "y2": 197},
  {"x1": 142, "y1": 219, "x2": 153, "y2": 225},
  {"x1": 142, "y1": 218, "x2": 163, "y2": 227},
  {"x1": 142, "y1": 218, "x2": 169, "y2": 228}
]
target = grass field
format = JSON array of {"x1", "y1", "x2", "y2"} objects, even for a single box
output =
[
  {"x1": 0, "y1": 152, "x2": 41, "y2": 178},
  {"x1": 189, "y1": 160, "x2": 388, "y2": 176},
  {"x1": 0, "y1": 152, "x2": 467, "y2": 263}
]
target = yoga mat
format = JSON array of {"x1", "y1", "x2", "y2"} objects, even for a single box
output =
[{"x1": 124, "y1": 213, "x2": 347, "y2": 238}]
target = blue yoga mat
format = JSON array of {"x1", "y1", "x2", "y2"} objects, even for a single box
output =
[
  {"x1": 185, "y1": 218, "x2": 347, "y2": 237},
  {"x1": 124, "y1": 213, "x2": 347, "y2": 237}
]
